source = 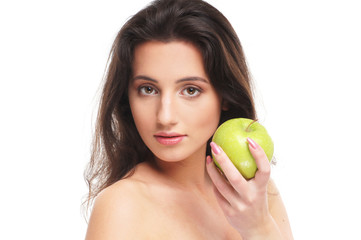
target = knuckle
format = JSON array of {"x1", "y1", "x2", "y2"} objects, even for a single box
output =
[
  {"x1": 243, "y1": 195, "x2": 255, "y2": 206},
  {"x1": 215, "y1": 153, "x2": 227, "y2": 165},
  {"x1": 259, "y1": 166, "x2": 271, "y2": 176},
  {"x1": 228, "y1": 175, "x2": 243, "y2": 185},
  {"x1": 261, "y1": 166, "x2": 271, "y2": 175},
  {"x1": 234, "y1": 203, "x2": 248, "y2": 215}
]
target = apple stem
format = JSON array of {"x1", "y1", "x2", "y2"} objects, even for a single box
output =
[{"x1": 246, "y1": 119, "x2": 258, "y2": 132}]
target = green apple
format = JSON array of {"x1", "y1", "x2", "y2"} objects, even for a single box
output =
[{"x1": 212, "y1": 118, "x2": 274, "y2": 179}]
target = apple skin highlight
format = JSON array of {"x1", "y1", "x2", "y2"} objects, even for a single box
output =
[{"x1": 211, "y1": 118, "x2": 274, "y2": 179}]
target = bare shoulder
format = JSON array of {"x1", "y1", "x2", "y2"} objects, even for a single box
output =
[
  {"x1": 267, "y1": 178, "x2": 294, "y2": 240},
  {"x1": 85, "y1": 177, "x2": 150, "y2": 240}
]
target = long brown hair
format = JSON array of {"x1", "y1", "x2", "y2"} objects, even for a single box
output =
[{"x1": 84, "y1": 0, "x2": 256, "y2": 210}]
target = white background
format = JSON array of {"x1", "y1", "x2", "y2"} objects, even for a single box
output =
[{"x1": 1, "y1": 0, "x2": 360, "y2": 239}]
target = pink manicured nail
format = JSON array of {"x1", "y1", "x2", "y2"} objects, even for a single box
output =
[
  {"x1": 210, "y1": 142, "x2": 221, "y2": 155},
  {"x1": 247, "y1": 137, "x2": 258, "y2": 149},
  {"x1": 206, "y1": 156, "x2": 213, "y2": 164}
]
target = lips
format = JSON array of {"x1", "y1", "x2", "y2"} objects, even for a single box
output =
[{"x1": 154, "y1": 132, "x2": 186, "y2": 145}]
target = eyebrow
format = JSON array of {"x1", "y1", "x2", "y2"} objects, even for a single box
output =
[{"x1": 132, "y1": 75, "x2": 209, "y2": 84}]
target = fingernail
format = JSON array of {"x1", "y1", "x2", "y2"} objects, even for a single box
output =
[
  {"x1": 206, "y1": 156, "x2": 213, "y2": 164},
  {"x1": 210, "y1": 142, "x2": 221, "y2": 155},
  {"x1": 247, "y1": 137, "x2": 258, "y2": 149}
]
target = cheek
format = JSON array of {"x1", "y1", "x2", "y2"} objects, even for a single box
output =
[
  {"x1": 129, "y1": 97, "x2": 154, "y2": 135},
  {"x1": 182, "y1": 96, "x2": 222, "y2": 135}
]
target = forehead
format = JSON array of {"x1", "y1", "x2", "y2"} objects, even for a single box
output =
[{"x1": 132, "y1": 41, "x2": 208, "y2": 81}]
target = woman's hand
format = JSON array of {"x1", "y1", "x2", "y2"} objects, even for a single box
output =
[{"x1": 206, "y1": 138, "x2": 284, "y2": 239}]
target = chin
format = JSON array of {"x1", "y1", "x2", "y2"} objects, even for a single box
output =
[{"x1": 153, "y1": 151, "x2": 188, "y2": 163}]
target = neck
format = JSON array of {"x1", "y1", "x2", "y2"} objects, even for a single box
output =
[{"x1": 150, "y1": 146, "x2": 212, "y2": 191}]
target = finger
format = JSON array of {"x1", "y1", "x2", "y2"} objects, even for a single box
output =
[
  {"x1": 212, "y1": 185, "x2": 236, "y2": 218},
  {"x1": 213, "y1": 184, "x2": 232, "y2": 209},
  {"x1": 206, "y1": 156, "x2": 236, "y2": 203},
  {"x1": 247, "y1": 137, "x2": 271, "y2": 187},
  {"x1": 210, "y1": 142, "x2": 248, "y2": 194}
]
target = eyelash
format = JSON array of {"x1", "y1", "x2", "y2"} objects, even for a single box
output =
[
  {"x1": 138, "y1": 85, "x2": 158, "y2": 95},
  {"x1": 180, "y1": 86, "x2": 202, "y2": 97},
  {"x1": 137, "y1": 85, "x2": 202, "y2": 98}
]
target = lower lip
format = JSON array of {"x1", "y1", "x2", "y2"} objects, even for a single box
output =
[{"x1": 155, "y1": 136, "x2": 185, "y2": 145}]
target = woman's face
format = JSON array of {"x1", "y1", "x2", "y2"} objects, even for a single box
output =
[{"x1": 128, "y1": 41, "x2": 222, "y2": 163}]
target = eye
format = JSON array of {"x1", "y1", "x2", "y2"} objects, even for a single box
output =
[
  {"x1": 181, "y1": 87, "x2": 201, "y2": 97},
  {"x1": 138, "y1": 86, "x2": 158, "y2": 95}
]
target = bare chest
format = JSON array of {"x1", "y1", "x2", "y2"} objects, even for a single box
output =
[{"x1": 141, "y1": 193, "x2": 242, "y2": 240}]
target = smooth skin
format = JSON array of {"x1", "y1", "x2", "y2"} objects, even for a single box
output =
[
  {"x1": 207, "y1": 139, "x2": 292, "y2": 239},
  {"x1": 85, "y1": 41, "x2": 293, "y2": 240}
]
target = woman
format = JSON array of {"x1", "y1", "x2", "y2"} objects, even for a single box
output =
[{"x1": 84, "y1": 0, "x2": 293, "y2": 239}]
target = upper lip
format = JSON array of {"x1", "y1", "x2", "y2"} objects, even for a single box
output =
[{"x1": 154, "y1": 132, "x2": 186, "y2": 138}]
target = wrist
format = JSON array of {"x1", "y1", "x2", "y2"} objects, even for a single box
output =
[{"x1": 240, "y1": 215, "x2": 284, "y2": 240}]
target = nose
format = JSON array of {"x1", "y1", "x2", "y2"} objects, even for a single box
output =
[{"x1": 157, "y1": 93, "x2": 178, "y2": 126}]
